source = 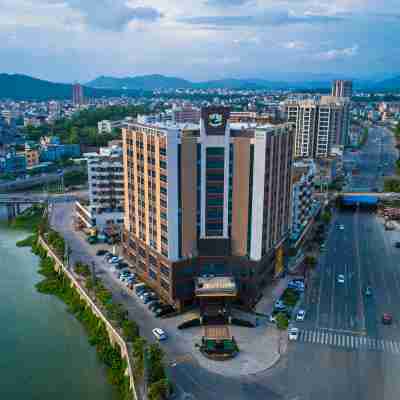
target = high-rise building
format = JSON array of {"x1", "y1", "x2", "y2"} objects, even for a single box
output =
[
  {"x1": 121, "y1": 107, "x2": 294, "y2": 309},
  {"x1": 286, "y1": 96, "x2": 350, "y2": 158},
  {"x1": 72, "y1": 83, "x2": 84, "y2": 106},
  {"x1": 75, "y1": 144, "x2": 124, "y2": 229},
  {"x1": 331, "y1": 80, "x2": 353, "y2": 98}
]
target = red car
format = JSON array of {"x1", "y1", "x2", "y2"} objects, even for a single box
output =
[{"x1": 382, "y1": 313, "x2": 393, "y2": 325}]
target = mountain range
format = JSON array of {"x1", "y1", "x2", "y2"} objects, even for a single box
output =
[
  {"x1": 1, "y1": 73, "x2": 400, "y2": 101},
  {"x1": 86, "y1": 74, "x2": 400, "y2": 92}
]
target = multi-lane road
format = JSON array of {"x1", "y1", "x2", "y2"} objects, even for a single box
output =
[{"x1": 344, "y1": 125, "x2": 398, "y2": 192}]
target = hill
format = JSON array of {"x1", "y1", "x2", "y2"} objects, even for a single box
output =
[{"x1": 0, "y1": 74, "x2": 140, "y2": 101}]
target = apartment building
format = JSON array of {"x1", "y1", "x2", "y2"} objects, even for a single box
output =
[
  {"x1": 286, "y1": 96, "x2": 350, "y2": 158},
  {"x1": 172, "y1": 105, "x2": 201, "y2": 124},
  {"x1": 291, "y1": 160, "x2": 317, "y2": 241},
  {"x1": 331, "y1": 80, "x2": 353, "y2": 98},
  {"x1": 121, "y1": 107, "x2": 294, "y2": 309},
  {"x1": 75, "y1": 144, "x2": 124, "y2": 230}
]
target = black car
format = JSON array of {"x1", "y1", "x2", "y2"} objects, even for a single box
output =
[
  {"x1": 395, "y1": 242, "x2": 400, "y2": 248},
  {"x1": 148, "y1": 301, "x2": 163, "y2": 310},
  {"x1": 154, "y1": 305, "x2": 175, "y2": 317},
  {"x1": 96, "y1": 249, "x2": 108, "y2": 256}
]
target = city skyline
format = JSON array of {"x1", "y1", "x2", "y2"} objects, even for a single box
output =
[{"x1": 2, "y1": 0, "x2": 399, "y2": 83}]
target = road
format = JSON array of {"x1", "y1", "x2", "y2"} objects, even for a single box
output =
[{"x1": 344, "y1": 125, "x2": 398, "y2": 192}]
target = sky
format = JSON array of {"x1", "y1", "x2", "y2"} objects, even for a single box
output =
[{"x1": 1, "y1": 0, "x2": 400, "y2": 83}]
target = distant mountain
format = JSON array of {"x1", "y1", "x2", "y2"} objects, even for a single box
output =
[
  {"x1": 87, "y1": 74, "x2": 193, "y2": 90},
  {"x1": 87, "y1": 74, "x2": 335, "y2": 91},
  {"x1": 0, "y1": 74, "x2": 140, "y2": 101}
]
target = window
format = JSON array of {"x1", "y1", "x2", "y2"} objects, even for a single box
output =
[
  {"x1": 160, "y1": 263, "x2": 169, "y2": 277},
  {"x1": 161, "y1": 279, "x2": 170, "y2": 292},
  {"x1": 160, "y1": 160, "x2": 167, "y2": 169},
  {"x1": 149, "y1": 268, "x2": 157, "y2": 280}
]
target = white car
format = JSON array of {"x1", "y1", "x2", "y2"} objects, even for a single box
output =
[
  {"x1": 152, "y1": 328, "x2": 167, "y2": 341},
  {"x1": 337, "y1": 274, "x2": 345, "y2": 284},
  {"x1": 296, "y1": 309, "x2": 306, "y2": 321},
  {"x1": 109, "y1": 256, "x2": 120, "y2": 264},
  {"x1": 288, "y1": 327, "x2": 299, "y2": 341},
  {"x1": 339, "y1": 224, "x2": 345, "y2": 230}
]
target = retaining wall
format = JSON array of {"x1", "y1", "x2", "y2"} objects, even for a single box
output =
[{"x1": 37, "y1": 236, "x2": 139, "y2": 400}]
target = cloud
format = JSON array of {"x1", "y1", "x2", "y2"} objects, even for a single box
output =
[
  {"x1": 205, "y1": 0, "x2": 252, "y2": 7},
  {"x1": 316, "y1": 45, "x2": 359, "y2": 60},
  {"x1": 179, "y1": 11, "x2": 344, "y2": 27},
  {"x1": 283, "y1": 40, "x2": 307, "y2": 49},
  {"x1": 51, "y1": 0, "x2": 163, "y2": 30}
]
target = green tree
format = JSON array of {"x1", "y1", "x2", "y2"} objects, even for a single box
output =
[
  {"x1": 148, "y1": 379, "x2": 169, "y2": 400},
  {"x1": 275, "y1": 312, "x2": 289, "y2": 330},
  {"x1": 132, "y1": 337, "x2": 147, "y2": 377}
]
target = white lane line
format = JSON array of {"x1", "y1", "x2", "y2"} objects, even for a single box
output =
[
  {"x1": 394, "y1": 342, "x2": 400, "y2": 354},
  {"x1": 313, "y1": 331, "x2": 317, "y2": 343},
  {"x1": 354, "y1": 337, "x2": 359, "y2": 349},
  {"x1": 351, "y1": 336, "x2": 354, "y2": 348}
]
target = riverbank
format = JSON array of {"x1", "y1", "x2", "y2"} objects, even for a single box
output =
[{"x1": 0, "y1": 216, "x2": 118, "y2": 400}]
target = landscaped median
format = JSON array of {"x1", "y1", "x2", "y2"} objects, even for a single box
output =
[{"x1": 28, "y1": 226, "x2": 172, "y2": 400}]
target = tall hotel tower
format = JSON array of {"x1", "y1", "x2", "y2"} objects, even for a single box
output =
[{"x1": 122, "y1": 107, "x2": 294, "y2": 309}]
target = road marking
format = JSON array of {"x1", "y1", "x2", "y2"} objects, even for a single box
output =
[{"x1": 296, "y1": 329, "x2": 400, "y2": 356}]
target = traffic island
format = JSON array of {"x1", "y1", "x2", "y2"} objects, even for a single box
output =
[{"x1": 199, "y1": 326, "x2": 239, "y2": 361}]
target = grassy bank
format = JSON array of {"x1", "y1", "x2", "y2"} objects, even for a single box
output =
[
  {"x1": 31, "y1": 239, "x2": 171, "y2": 400},
  {"x1": 9, "y1": 205, "x2": 45, "y2": 232}
]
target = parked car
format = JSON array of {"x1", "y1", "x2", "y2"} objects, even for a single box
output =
[
  {"x1": 395, "y1": 242, "x2": 400, "y2": 249},
  {"x1": 154, "y1": 305, "x2": 175, "y2": 317},
  {"x1": 149, "y1": 301, "x2": 163, "y2": 311},
  {"x1": 364, "y1": 286, "x2": 372, "y2": 296},
  {"x1": 296, "y1": 309, "x2": 306, "y2": 321},
  {"x1": 274, "y1": 300, "x2": 287, "y2": 311},
  {"x1": 382, "y1": 313, "x2": 393, "y2": 325},
  {"x1": 144, "y1": 294, "x2": 158, "y2": 304},
  {"x1": 152, "y1": 328, "x2": 167, "y2": 341},
  {"x1": 96, "y1": 249, "x2": 108, "y2": 256},
  {"x1": 134, "y1": 283, "x2": 147, "y2": 295},
  {"x1": 288, "y1": 327, "x2": 299, "y2": 341},
  {"x1": 109, "y1": 256, "x2": 120, "y2": 264},
  {"x1": 337, "y1": 274, "x2": 345, "y2": 284}
]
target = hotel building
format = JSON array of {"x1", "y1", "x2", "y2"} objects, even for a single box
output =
[{"x1": 121, "y1": 107, "x2": 294, "y2": 309}]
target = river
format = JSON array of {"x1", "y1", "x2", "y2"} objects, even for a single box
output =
[{"x1": 0, "y1": 212, "x2": 118, "y2": 400}]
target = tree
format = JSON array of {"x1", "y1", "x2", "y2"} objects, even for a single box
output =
[
  {"x1": 132, "y1": 337, "x2": 147, "y2": 377},
  {"x1": 122, "y1": 320, "x2": 140, "y2": 342},
  {"x1": 321, "y1": 211, "x2": 332, "y2": 225},
  {"x1": 275, "y1": 312, "x2": 289, "y2": 330},
  {"x1": 148, "y1": 379, "x2": 169, "y2": 400},
  {"x1": 305, "y1": 255, "x2": 317, "y2": 269}
]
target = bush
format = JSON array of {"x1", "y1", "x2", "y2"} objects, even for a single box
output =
[
  {"x1": 148, "y1": 379, "x2": 169, "y2": 400},
  {"x1": 122, "y1": 320, "x2": 140, "y2": 342},
  {"x1": 276, "y1": 312, "x2": 289, "y2": 330},
  {"x1": 74, "y1": 262, "x2": 91, "y2": 277},
  {"x1": 230, "y1": 318, "x2": 255, "y2": 328},
  {"x1": 177, "y1": 318, "x2": 201, "y2": 330}
]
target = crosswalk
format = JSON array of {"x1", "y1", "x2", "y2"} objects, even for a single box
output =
[{"x1": 296, "y1": 329, "x2": 400, "y2": 355}]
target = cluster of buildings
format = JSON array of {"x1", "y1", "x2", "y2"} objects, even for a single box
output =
[
  {"x1": 0, "y1": 136, "x2": 80, "y2": 175},
  {"x1": 76, "y1": 94, "x2": 348, "y2": 309}
]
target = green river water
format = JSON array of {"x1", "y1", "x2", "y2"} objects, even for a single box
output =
[{"x1": 0, "y1": 213, "x2": 118, "y2": 399}]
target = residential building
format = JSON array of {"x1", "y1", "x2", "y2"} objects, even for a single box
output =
[
  {"x1": 75, "y1": 144, "x2": 124, "y2": 230},
  {"x1": 291, "y1": 160, "x2": 317, "y2": 242},
  {"x1": 72, "y1": 83, "x2": 84, "y2": 106},
  {"x1": 0, "y1": 149, "x2": 26, "y2": 174},
  {"x1": 172, "y1": 105, "x2": 201, "y2": 124},
  {"x1": 121, "y1": 107, "x2": 294, "y2": 309},
  {"x1": 40, "y1": 143, "x2": 80, "y2": 162},
  {"x1": 331, "y1": 80, "x2": 353, "y2": 98},
  {"x1": 97, "y1": 118, "x2": 133, "y2": 134},
  {"x1": 25, "y1": 145, "x2": 40, "y2": 167},
  {"x1": 286, "y1": 96, "x2": 350, "y2": 158}
]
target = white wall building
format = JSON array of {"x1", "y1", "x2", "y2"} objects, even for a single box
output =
[
  {"x1": 76, "y1": 145, "x2": 124, "y2": 230},
  {"x1": 291, "y1": 160, "x2": 317, "y2": 240}
]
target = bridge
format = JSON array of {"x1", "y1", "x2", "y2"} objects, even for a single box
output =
[
  {"x1": 340, "y1": 192, "x2": 400, "y2": 199},
  {"x1": 0, "y1": 193, "x2": 78, "y2": 221}
]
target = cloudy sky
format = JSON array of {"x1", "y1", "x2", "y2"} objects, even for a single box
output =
[{"x1": 1, "y1": 0, "x2": 399, "y2": 82}]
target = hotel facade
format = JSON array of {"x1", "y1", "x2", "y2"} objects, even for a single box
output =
[{"x1": 122, "y1": 107, "x2": 294, "y2": 309}]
